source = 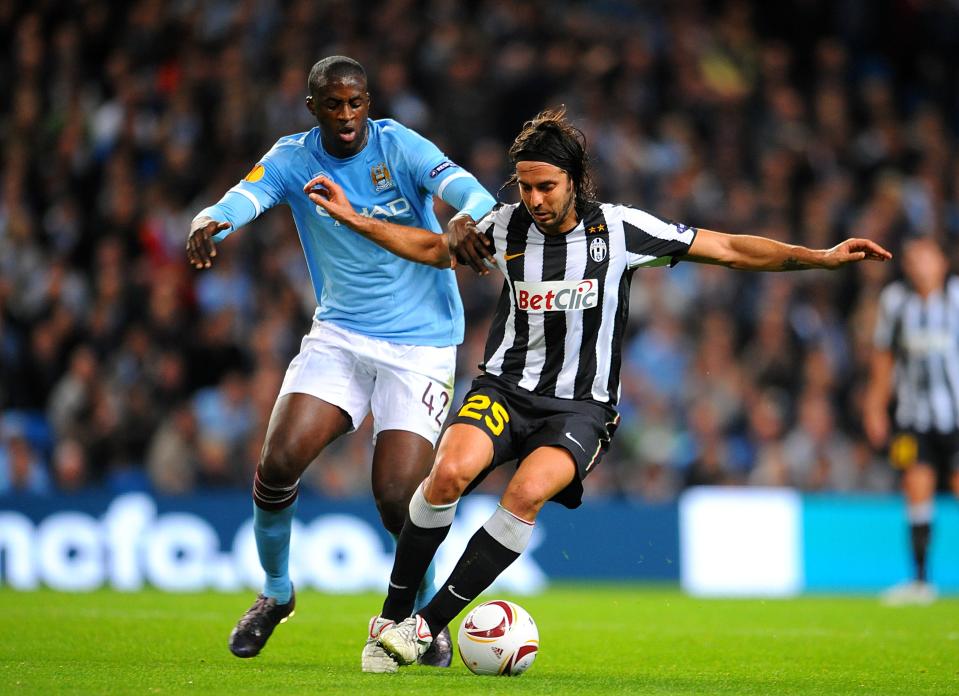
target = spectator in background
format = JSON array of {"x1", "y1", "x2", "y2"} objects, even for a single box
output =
[
  {"x1": 783, "y1": 390, "x2": 856, "y2": 491},
  {"x1": 745, "y1": 389, "x2": 791, "y2": 487},
  {"x1": 146, "y1": 404, "x2": 200, "y2": 495},
  {"x1": 0, "y1": 418, "x2": 50, "y2": 495},
  {"x1": 52, "y1": 437, "x2": 88, "y2": 493}
]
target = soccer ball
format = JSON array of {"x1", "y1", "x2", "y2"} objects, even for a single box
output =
[{"x1": 457, "y1": 600, "x2": 539, "y2": 676}]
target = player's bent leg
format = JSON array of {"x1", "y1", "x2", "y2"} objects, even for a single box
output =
[
  {"x1": 371, "y1": 430, "x2": 453, "y2": 668},
  {"x1": 378, "y1": 479, "x2": 458, "y2": 636},
  {"x1": 373, "y1": 426, "x2": 495, "y2": 668},
  {"x1": 371, "y1": 429, "x2": 435, "y2": 535},
  {"x1": 230, "y1": 394, "x2": 351, "y2": 658},
  {"x1": 259, "y1": 393, "x2": 353, "y2": 486},
  {"x1": 411, "y1": 447, "x2": 575, "y2": 641},
  {"x1": 382, "y1": 425, "x2": 494, "y2": 615}
]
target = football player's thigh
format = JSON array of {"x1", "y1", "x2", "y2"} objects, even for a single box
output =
[
  {"x1": 370, "y1": 342, "x2": 456, "y2": 446},
  {"x1": 501, "y1": 446, "x2": 577, "y2": 520},
  {"x1": 430, "y1": 423, "x2": 498, "y2": 488},
  {"x1": 278, "y1": 322, "x2": 375, "y2": 432}
]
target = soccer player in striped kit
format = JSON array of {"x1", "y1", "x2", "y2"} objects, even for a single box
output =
[
  {"x1": 864, "y1": 235, "x2": 959, "y2": 605},
  {"x1": 187, "y1": 56, "x2": 495, "y2": 666},
  {"x1": 306, "y1": 106, "x2": 891, "y2": 669}
]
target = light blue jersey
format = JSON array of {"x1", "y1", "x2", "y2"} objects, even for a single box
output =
[{"x1": 201, "y1": 119, "x2": 495, "y2": 346}]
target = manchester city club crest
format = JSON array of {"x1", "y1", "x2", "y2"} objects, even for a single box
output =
[
  {"x1": 370, "y1": 162, "x2": 395, "y2": 192},
  {"x1": 589, "y1": 236, "x2": 608, "y2": 262}
]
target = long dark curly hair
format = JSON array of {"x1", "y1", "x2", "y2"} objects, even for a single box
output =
[{"x1": 503, "y1": 106, "x2": 597, "y2": 215}]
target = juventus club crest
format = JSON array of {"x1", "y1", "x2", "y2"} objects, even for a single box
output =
[{"x1": 589, "y1": 236, "x2": 608, "y2": 262}]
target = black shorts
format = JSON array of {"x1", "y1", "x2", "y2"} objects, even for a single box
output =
[
  {"x1": 447, "y1": 374, "x2": 620, "y2": 509},
  {"x1": 889, "y1": 429, "x2": 959, "y2": 492}
]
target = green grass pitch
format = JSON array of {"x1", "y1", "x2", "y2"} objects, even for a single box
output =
[{"x1": 1, "y1": 585, "x2": 956, "y2": 695}]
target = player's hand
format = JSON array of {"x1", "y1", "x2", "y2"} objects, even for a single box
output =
[
  {"x1": 186, "y1": 218, "x2": 229, "y2": 269},
  {"x1": 863, "y1": 405, "x2": 890, "y2": 450},
  {"x1": 821, "y1": 238, "x2": 892, "y2": 268},
  {"x1": 304, "y1": 175, "x2": 357, "y2": 226},
  {"x1": 448, "y1": 213, "x2": 493, "y2": 275}
]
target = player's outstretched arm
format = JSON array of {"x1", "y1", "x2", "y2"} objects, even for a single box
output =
[
  {"x1": 684, "y1": 228, "x2": 892, "y2": 271},
  {"x1": 186, "y1": 217, "x2": 231, "y2": 269},
  {"x1": 304, "y1": 175, "x2": 452, "y2": 269}
]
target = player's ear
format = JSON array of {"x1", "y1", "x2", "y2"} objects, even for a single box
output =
[{"x1": 305, "y1": 95, "x2": 316, "y2": 117}]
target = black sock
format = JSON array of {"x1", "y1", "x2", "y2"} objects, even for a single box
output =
[
  {"x1": 910, "y1": 522, "x2": 931, "y2": 582},
  {"x1": 381, "y1": 515, "x2": 452, "y2": 622},
  {"x1": 419, "y1": 527, "x2": 520, "y2": 635}
]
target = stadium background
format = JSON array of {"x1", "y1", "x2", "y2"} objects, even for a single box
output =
[{"x1": 1, "y1": 0, "x2": 958, "y2": 595}]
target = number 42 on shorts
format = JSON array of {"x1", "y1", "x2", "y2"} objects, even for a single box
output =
[
  {"x1": 421, "y1": 382, "x2": 452, "y2": 428},
  {"x1": 457, "y1": 394, "x2": 510, "y2": 436}
]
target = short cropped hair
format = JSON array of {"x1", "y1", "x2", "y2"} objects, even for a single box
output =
[{"x1": 308, "y1": 56, "x2": 367, "y2": 94}]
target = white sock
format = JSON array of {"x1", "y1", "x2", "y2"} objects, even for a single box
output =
[
  {"x1": 907, "y1": 501, "x2": 933, "y2": 525},
  {"x1": 482, "y1": 504, "x2": 534, "y2": 554},
  {"x1": 408, "y1": 481, "x2": 458, "y2": 528}
]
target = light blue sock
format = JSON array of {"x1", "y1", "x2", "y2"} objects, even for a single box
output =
[
  {"x1": 254, "y1": 501, "x2": 296, "y2": 603},
  {"x1": 390, "y1": 531, "x2": 438, "y2": 612}
]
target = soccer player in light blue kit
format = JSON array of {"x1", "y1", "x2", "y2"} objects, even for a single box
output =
[{"x1": 186, "y1": 56, "x2": 495, "y2": 669}]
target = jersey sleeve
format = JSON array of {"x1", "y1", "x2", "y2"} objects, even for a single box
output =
[
  {"x1": 873, "y1": 283, "x2": 905, "y2": 350},
  {"x1": 476, "y1": 203, "x2": 504, "y2": 246},
  {"x1": 476, "y1": 203, "x2": 505, "y2": 236},
  {"x1": 620, "y1": 206, "x2": 698, "y2": 269},
  {"x1": 390, "y1": 122, "x2": 494, "y2": 219},
  {"x1": 391, "y1": 123, "x2": 452, "y2": 190},
  {"x1": 203, "y1": 145, "x2": 290, "y2": 242}
]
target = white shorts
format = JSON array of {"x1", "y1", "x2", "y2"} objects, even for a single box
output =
[{"x1": 278, "y1": 320, "x2": 456, "y2": 445}]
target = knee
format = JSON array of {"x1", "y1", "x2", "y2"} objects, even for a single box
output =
[
  {"x1": 501, "y1": 481, "x2": 548, "y2": 522},
  {"x1": 904, "y1": 464, "x2": 936, "y2": 500},
  {"x1": 258, "y1": 440, "x2": 308, "y2": 487},
  {"x1": 426, "y1": 456, "x2": 475, "y2": 504},
  {"x1": 374, "y1": 483, "x2": 412, "y2": 535}
]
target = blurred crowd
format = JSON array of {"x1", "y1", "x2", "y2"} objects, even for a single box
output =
[{"x1": 2, "y1": 0, "x2": 959, "y2": 500}]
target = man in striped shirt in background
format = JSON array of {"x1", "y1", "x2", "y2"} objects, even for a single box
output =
[
  {"x1": 864, "y1": 235, "x2": 959, "y2": 605},
  {"x1": 304, "y1": 106, "x2": 892, "y2": 669}
]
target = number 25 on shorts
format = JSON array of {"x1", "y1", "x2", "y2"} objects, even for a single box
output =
[{"x1": 457, "y1": 394, "x2": 510, "y2": 436}]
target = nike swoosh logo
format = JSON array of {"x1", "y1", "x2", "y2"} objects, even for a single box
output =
[
  {"x1": 565, "y1": 432, "x2": 586, "y2": 452},
  {"x1": 388, "y1": 580, "x2": 408, "y2": 590},
  {"x1": 447, "y1": 584, "x2": 470, "y2": 601},
  {"x1": 503, "y1": 252, "x2": 525, "y2": 261}
]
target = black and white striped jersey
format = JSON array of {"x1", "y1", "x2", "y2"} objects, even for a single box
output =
[
  {"x1": 874, "y1": 276, "x2": 959, "y2": 433},
  {"x1": 476, "y1": 201, "x2": 697, "y2": 406}
]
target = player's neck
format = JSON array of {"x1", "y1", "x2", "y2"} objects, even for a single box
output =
[
  {"x1": 537, "y1": 215, "x2": 580, "y2": 237},
  {"x1": 912, "y1": 278, "x2": 943, "y2": 298},
  {"x1": 321, "y1": 128, "x2": 370, "y2": 159}
]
